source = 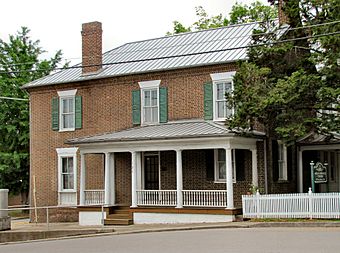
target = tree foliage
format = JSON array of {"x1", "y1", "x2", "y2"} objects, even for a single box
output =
[
  {"x1": 0, "y1": 27, "x2": 63, "y2": 197},
  {"x1": 168, "y1": 1, "x2": 277, "y2": 34},
  {"x1": 227, "y1": 0, "x2": 340, "y2": 142}
]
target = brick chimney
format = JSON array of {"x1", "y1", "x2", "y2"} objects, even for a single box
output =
[
  {"x1": 278, "y1": 0, "x2": 288, "y2": 25},
  {"x1": 81, "y1": 21, "x2": 102, "y2": 74}
]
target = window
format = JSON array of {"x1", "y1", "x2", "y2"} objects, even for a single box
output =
[
  {"x1": 56, "y1": 147, "x2": 78, "y2": 205},
  {"x1": 61, "y1": 157, "x2": 75, "y2": 190},
  {"x1": 210, "y1": 72, "x2": 236, "y2": 121},
  {"x1": 214, "y1": 149, "x2": 236, "y2": 182},
  {"x1": 143, "y1": 89, "x2": 159, "y2": 124},
  {"x1": 52, "y1": 89, "x2": 82, "y2": 132},
  {"x1": 60, "y1": 97, "x2": 75, "y2": 130},
  {"x1": 139, "y1": 80, "x2": 161, "y2": 125},
  {"x1": 277, "y1": 141, "x2": 288, "y2": 181},
  {"x1": 215, "y1": 81, "x2": 233, "y2": 119},
  {"x1": 58, "y1": 90, "x2": 77, "y2": 131}
]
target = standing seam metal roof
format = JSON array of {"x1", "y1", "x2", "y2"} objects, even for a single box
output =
[
  {"x1": 23, "y1": 22, "x2": 260, "y2": 88},
  {"x1": 66, "y1": 120, "x2": 265, "y2": 144}
]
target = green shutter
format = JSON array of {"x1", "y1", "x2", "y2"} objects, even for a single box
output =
[
  {"x1": 52, "y1": 97, "x2": 59, "y2": 131},
  {"x1": 159, "y1": 87, "x2": 168, "y2": 123},
  {"x1": 204, "y1": 82, "x2": 213, "y2": 120},
  {"x1": 75, "y1": 96, "x2": 82, "y2": 129},
  {"x1": 132, "y1": 90, "x2": 141, "y2": 125}
]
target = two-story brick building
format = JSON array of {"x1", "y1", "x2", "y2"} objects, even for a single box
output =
[{"x1": 23, "y1": 18, "x2": 303, "y2": 225}]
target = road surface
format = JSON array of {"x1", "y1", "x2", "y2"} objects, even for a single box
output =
[{"x1": 1, "y1": 227, "x2": 340, "y2": 253}]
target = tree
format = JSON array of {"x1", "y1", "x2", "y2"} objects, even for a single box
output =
[
  {"x1": 168, "y1": 1, "x2": 277, "y2": 34},
  {"x1": 227, "y1": 0, "x2": 340, "y2": 142},
  {"x1": 0, "y1": 27, "x2": 63, "y2": 202}
]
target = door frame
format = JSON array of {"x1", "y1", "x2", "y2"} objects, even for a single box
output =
[{"x1": 141, "y1": 151, "x2": 161, "y2": 190}]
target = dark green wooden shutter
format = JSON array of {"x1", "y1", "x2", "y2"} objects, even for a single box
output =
[
  {"x1": 52, "y1": 97, "x2": 59, "y2": 131},
  {"x1": 159, "y1": 87, "x2": 168, "y2": 123},
  {"x1": 204, "y1": 82, "x2": 213, "y2": 120},
  {"x1": 206, "y1": 149, "x2": 215, "y2": 181},
  {"x1": 272, "y1": 140, "x2": 279, "y2": 182},
  {"x1": 75, "y1": 95, "x2": 82, "y2": 129},
  {"x1": 132, "y1": 90, "x2": 141, "y2": 125}
]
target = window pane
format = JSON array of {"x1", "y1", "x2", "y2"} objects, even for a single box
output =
[
  {"x1": 62, "y1": 157, "x2": 73, "y2": 173},
  {"x1": 62, "y1": 99, "x2": 69, "y2": 113},
  {"x1": 216, "y1": 83, "x2": 224, "y2": 100},
  {"x1": 217, "y1": 101, "x2": 225, "y2": 118},
  {"x1": 144, "y1": 107, "x2": 151, "y2": 122},
  {"x1": 218, "y1": 149, "x2": 226, "y2": 160},
  {"x1": 151, "y1": 90, "x2": 158, "y2": 106},
  {"x1": 224, "y1": 82, "x2": 232, "y2": 92},
  {"x1": 144, "y1": 91, "x2": 150, "y2": 106},
  {"x1": 151, "y1": 107, "x2": 158, "y2": 122},
  {"x1": 218, "y1": 162, "x2": 226, "y2": 180},
  {"x1": 62, "y1": 174, "x2": 74, "y2": 189}
]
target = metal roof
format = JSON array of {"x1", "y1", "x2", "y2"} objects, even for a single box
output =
[
  {"x1": 23, "y1": 22, "x2": 260, "y2": 89},
  {"x1": 297, "y1": 132, "x2": 340, "y2": 145},
  {"x1": 66, "y1": 120, "x2": 264, "y2": 144}
]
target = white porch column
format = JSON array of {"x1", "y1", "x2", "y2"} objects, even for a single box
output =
[
  {"x1": 136, "y1": 152, "x2": 142, "y2": 191},
  {"x1": 298, "y1": 149, "x2": 303, "y2": 193},
  {"x1": 176, "y1": 149, "x2": 183, "y2": 208},
  {"x1": 131, "y1": 151, "x2": 138, "y2": 207},
  {"x1": 251, "y1": 149, "x2": 258, "y2": 188},
  {"x1": 110, "y1": 153, "x2": 115, "y2": 205},
  {"x1": 80, "y1": 153, "x2": 86, "y2": 205},
  {"x1": 104, "y1": 152, "x2": 111, "y2": 205},
  {"x1": 225, "y1": 148, "x2": 234, "y2": 209}
]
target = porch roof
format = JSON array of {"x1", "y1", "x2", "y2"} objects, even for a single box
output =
[
  {"x1": 297, "y1": 132, "x2": 340, "y2": 146},
  {"x1": 66, "y1": 120, "x2": 265, "y2": 145}
]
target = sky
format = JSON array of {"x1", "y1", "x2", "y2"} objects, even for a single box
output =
[{"x1": 1, "y1": 0, "x2": 265, "y2": 65}]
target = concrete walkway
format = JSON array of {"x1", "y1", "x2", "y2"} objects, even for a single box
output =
[{"x1": 2, "y1": 219, "x2": 340, "y2": 244}]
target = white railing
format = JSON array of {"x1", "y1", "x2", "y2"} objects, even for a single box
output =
[
  {"x1": 84, "y1": 190, "x2": 105, "y2": 205},
  {"x1": 183, "y1": 190, "x2": 227, "y2": 207},
  {"x1": 137, "y1": 190, "x2": 177, "y2": 206},
  {"x1": 242, "y1": 189, "x2": 340, "y2": 219}
]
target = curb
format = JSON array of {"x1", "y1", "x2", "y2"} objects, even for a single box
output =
[{"x1": 1, "y1": 222, "x2": 340, "y2": 245}]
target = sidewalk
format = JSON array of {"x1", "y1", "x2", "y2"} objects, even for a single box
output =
[{"x1": 2, "y1": 219, "x2": 340, "y2": 244}]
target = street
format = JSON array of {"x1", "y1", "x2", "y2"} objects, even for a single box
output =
[{"x1": 1, "y1": 227, "x2": 340, "y2": 253}]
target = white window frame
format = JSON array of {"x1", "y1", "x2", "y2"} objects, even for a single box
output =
[
  {"x1": 214, "y1": 149, "x2": 236, "y2": 183},
  {"x1": 56, "y1": 147, "x2": 78, "y2": 193},
  {"x1": 210, "y1": 72, "x2": 236, "y2": 121},
  {"x1": 139, "y1": 80, "x2": 160, "y2": 125},
  {"x1": 277, "y1": 141, "x2": 288, "y2": 181},
  {"x1": 57, "y1": 89, "x2": 77, "y2": 132}
]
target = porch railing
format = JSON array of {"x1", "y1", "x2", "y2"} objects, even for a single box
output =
[
  {"x1": 242, "y1": 189, "x2": 340, "y2": 219},
  {"x1": 84, "y1": 190, "x2": 105, "y2": 205},
  {"x1": 137, "y1": 190, "x2": 177, "y2": 206},
  {"x1": 183, "y1": 190, "x2": 227, "y2": 207}
]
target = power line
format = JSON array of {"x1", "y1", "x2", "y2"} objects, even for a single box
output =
[{"x1": 1, "y1": 20, "x2": 339, "y2": 68}]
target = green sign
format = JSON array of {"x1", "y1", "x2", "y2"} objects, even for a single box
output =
[{"x1": 313, "y1": 162, "x2": 327, "y2": 184}]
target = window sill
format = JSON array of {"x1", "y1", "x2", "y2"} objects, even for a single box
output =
[
  {"x1": 59, "y1": 128, "x2": 75, "y2": 132},
  {"x1": 59, "y1": 190, "x2": 76, "y2": 193}
]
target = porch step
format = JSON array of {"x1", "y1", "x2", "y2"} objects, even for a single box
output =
[
  {"x1": 104, "y1": 206, "x2": 133, "y2": 225},
  {"x1": 104, "y1": 218, "x2": 133, "y2": 225}
]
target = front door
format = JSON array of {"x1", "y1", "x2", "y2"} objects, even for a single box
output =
[{"x1": 144, "y1": 154, "x2": 160, "y2": 190}]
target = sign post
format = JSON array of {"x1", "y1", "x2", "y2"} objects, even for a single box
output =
[{"x1": 310, "y1": 161, "x2": 315, "y2": 193}]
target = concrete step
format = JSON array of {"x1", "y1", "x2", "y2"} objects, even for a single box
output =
[{"x1": 104, "y1": 219, "x2": 133, "y2": 225}]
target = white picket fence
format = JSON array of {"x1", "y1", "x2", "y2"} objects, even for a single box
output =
[{"x1": 242, "y1": 188, "x2": 340, "y2": 219}]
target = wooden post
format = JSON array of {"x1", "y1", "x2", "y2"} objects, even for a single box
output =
[{"x1": 33, "y1": 175, "x2": 38, "y2": 223}]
